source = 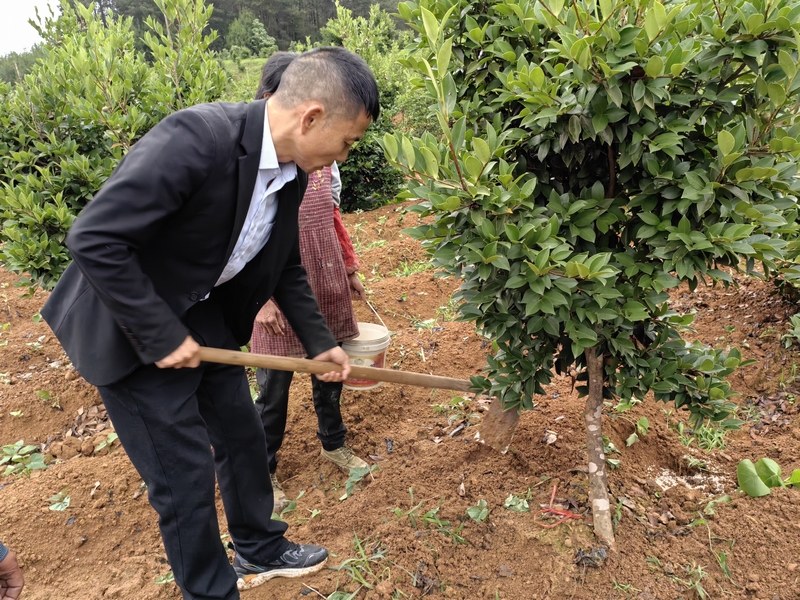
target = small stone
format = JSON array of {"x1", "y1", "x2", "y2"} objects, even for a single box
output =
[
  {"x1": 787, "y1": 563, "x2": 798, "y2": 572},
  {"x1": 65, "y1": 371, "x2": 78, "y2": 381},
  {"x1": 563, "y1": 539, "x2": 572, "y2": 548},
  {"x1": 375, "y1": 580, "x2": 394, "y2": 598},
  {"x1": 49, "y1": 442, "x2": 63, "y2": 458},
  {"x1": 93, "y1": 499, "x2": 106, "y2": 510},
  {"x1": 60, "y1": 445, "x2": 79, "y2": 460},
  {"x1": 748, "y1": 573, "x2": 760, "y2": 582},
  {"x1": 792, "y1": 429, "x2": 800, "y2": 441},
  {"x1": 75, "y1": 536, "x2": 87, "y2": 548},
  {"x1": 80, "y1": 440, "x2": 95, "y2": 456},
  {"x1": 498, "y1": 565, "x2": 513, "y2": 577}
]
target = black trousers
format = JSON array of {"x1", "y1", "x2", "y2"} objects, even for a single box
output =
[
  {"x1": 97, "y1": 299, "x2": 289, "y2": 600},
  {"x1": 253, "y1": 367, "x2": 348, "y2": 474}
]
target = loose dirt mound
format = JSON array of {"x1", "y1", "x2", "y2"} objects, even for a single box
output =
[{"x1": 1, "y1": 202, "x2": 799, "y2": 600}]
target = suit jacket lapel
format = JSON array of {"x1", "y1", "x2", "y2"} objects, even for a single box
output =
[{"x1": 224, "y1": 99, "x2": 268, "y2": 264}]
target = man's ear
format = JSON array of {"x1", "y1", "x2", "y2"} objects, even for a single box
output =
[{"x1": 299, "y1": 102, "x2": 326, "y2": 134}]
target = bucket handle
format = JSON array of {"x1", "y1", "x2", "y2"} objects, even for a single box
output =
[{"x1": 365, "y1": 299, "x2": 388, "y2": 330}]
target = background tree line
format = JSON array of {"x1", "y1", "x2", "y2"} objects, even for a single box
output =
[
  {"x1": 0, "y1": 0, "x2": 429, "y2": 290},
  {"x1": 0, "y1": 0, "x2": 400, "y2": 81}
]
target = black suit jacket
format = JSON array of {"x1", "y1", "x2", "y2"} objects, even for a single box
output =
[{"x1": 42, "y1": 99, "x2": 336, "y2": 386}]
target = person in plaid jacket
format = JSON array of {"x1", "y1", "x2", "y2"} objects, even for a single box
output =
[{"x1": 250, "y1": 53, "x2": 369, "y2": 508}]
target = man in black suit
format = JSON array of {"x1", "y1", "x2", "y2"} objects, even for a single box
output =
[{"x1": 42, "y1": 47, "x2": 378, "y2": 599}]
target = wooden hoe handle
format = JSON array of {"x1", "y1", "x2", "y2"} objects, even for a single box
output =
[{"x1": 197, "y1": 347, "x2": 472, "y2": 392}]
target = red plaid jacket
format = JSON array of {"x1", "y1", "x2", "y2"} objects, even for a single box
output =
[{"x1": 251, "y1": 166, "x2": 359, "y2": 357}]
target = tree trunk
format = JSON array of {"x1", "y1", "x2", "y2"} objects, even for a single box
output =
[{"x1": 584, "y1": 347, "x2": 615, "y2": 546}]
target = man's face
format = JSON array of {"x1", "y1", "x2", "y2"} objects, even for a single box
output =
[{"x1": 294, "y1": 110, "x2": 372, "y2": 173}]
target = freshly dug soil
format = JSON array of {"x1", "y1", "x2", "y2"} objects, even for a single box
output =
[{"x1": 0, "y1": 202, "x2": 798, "y2": 600}]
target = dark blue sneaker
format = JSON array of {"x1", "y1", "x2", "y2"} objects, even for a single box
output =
[{"x1": 234, "y1": 542, "x2": 328, "y2": 590}]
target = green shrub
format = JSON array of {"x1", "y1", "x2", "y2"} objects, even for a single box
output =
[
  {"x1": 0, "y1": 0, "x2": 226, "y2": 290},
  {"x1": 225, "y1": 10, "x2": 277, "y2": 58},
  {"x1": 387, "y1": 0, "x2": 800, "y2": 419},
  {"x1": 321, "y1": 2, "x2": 412, "y2": 211},
  {"x1": 0, "y1": 45, "x2": 48, "y2": 84},
  {"x1": 220, "y1": 57, "x2": 266, "y2": 102}
]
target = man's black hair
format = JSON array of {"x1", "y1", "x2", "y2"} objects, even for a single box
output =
[
  {"x1": 254, "y1": 52, "x2": 298, "y2": 100},
  {"x1": 272, "y1": 46, "x2": 380, "y2": 122}
]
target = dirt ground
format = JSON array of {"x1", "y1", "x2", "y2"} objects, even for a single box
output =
[{"x1": 1, "y1": 202, "x2": 799, "y2": 600}]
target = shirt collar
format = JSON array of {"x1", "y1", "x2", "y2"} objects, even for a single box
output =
[
  {"x1": 260, "y1": 103, "x2": 297, "y2": 179},
  {"x1": 259, "y1": 103, "x2": 280, "y2": 171}
]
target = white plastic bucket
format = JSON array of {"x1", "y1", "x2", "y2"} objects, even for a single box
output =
[{"x1": 342, "y1": 322, "x2": 391, "y2": 390}]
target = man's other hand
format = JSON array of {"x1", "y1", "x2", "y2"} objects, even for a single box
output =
[
  {"x1": 155, "y1": 336, "x2": 201, "y2": 369},
  {"x1": 312, "y1": 346, "x2": 351, "y2": 382},
  {"x1": 256, "y1": 300, "x2": 285, "y2": 336},
  {"x1": 0, "y1": 550, "x2": 24, "y2": 600}
]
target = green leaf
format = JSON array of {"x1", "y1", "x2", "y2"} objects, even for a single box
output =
[
  {"x1": 754, "y1": 458, "x2": 784, "y2": 488},
  {"x1": 626, "y1": 433, "x2": 639, "y2": 446},
  {"x1": 568, "y1": 115, "x2": 581, "y2": 143},
  {"x1": 421, "y1": 7, "x2": 440, "y2": 44},
  {"x1": 644, "y1": 56, "x2": 663, "y2": 78},
  {"x1": 401, "y1": 137, "x2": 416, "y2": 170},
  {"x1": 768, "y1": 83, "x2": 786, "y2": 106},
  {"x1": 547, "y1": 0, "x2": 565, "y2": 15},
  {"x1": 503, "y1": 494, "x2": 530, "y2": 512},
  {"x1": 644, "y1": 10, "x2": 660, "y2": 41},
  {"x1": 653, "y1": 0, "x2": 667, "y2": 27},
  {"x1": 473, "y1": 138, "x2": 492, "y2": 164},
  {"x1": 467, "y1": 499, "x2": 489, "y2": 522},
  {"x1": 717, "y1": 131, "x2": 735, "y2": 156},
  {"x1": 745, "y1": 13, "x2": 764, "y2": 34},
  {"x1": 531, "y1": 66, "x2": 545, "y2": 89},
  {"x1": 592, "y1": 114, "x2": 608, "y2": 133},
  {"x1": 420, "y1": 147, "x2": 439, "y2": 179},
  {"x1": 49, "y1": 496, "x2": 71, "y2": 512},
  {"x1": 778, "y1": 50, "x2": 796, "y2": 80},
  {"x1": 451, "y1": 117, "x2": 467, "y2": 150},
  {"x1": 622, "y1": 300, "x2": 649, "y2": 321},
  {"x1": 465, "y1": 155, "x2": 484, "y2": 179},
  {"x1": 437, "y1": 37, "x2": 453, "y2": 74},
  {"x1": 607, "y1": 85, "x2": 623, "y2": 107},
  {"x1": 786, "y1": 469, "x2": 800, "y2": 486},
  {"x1": 737, "y1": 459, "x2": 770, "y2": 497},
  {"x1": 382, "y1": 134, "x2": 398, "y2": 161}
]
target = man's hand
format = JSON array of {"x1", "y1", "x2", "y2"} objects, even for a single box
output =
[
  {"x1": 348, "y1": 273, "x2": 367, "y2": 301},
  {"x1": 256, "y1": 300, "x2": 285, "y2": 336},
  {"x1": 155, "y1": 336, "x2": 201, "y2": 369},
  {"x1": 313, "y1": 346, "x2": 351, "y2": 382},
  {"x1": 0, "y1": 550, "x2": 24, "y2": 600}
]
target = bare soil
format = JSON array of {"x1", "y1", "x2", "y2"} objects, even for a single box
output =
[{"x1": 1, "y1": 202, "x2": 799, "y2": 600}]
